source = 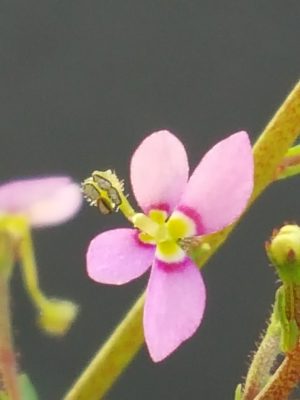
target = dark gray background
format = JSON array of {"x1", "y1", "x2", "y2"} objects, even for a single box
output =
[{"x1": 0, "y1": 1, "x2": 300, "y2": 399}]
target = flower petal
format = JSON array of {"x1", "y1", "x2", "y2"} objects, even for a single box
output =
[
  {"x1": 144, "y1": 258, "x2": 206, "y2": 362},
  {"x1": 0, "y1": 177, "x2": 82, "y2": 227},
  {"x1": 87, "y1": 228, "x2": 154, "y2": 285},
  {"x1": 178, "y1": 131, "x2": 253, "y2": 234},
  {"x1": 130, "y1": 130, "x2": 189, "y2": 213}
]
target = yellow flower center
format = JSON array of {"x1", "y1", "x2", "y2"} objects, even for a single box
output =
[{"x1": 132, "y1": 209, "x2": 196, "y2": 263}]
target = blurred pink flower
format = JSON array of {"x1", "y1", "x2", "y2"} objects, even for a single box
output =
[
  {"x1": 0, "y1": 176, "x2": 82, "y2": 227},
  {"x1": 87, "y1": 130, "x2": 253, "y2": 361}
]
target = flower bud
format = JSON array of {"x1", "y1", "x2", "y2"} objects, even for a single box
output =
[
  {"x1": 266, "y1": 224, "x2": 300, "y2": 283},
  {"x1": 37, "y1": 298, "x2": 79, "y2": 336}
]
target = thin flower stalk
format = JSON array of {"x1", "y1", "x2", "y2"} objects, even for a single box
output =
[{"x1": 64, "y1": 80, "x2": 300, "y2": 400}]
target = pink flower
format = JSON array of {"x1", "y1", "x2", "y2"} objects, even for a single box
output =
[
  {"x1": 0, "y1": 176, "x2": 82, "y2": 227},
  {"x1": 86, "y1": 130, "x2": 253, "y2": 362}
]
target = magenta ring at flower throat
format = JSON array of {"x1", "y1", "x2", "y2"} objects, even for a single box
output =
[
  {"x1": 143, "y1": 202, "x2": 171, "y2": 215},
  {"x1": 154, "y1": 257, "x2": 191, "y2": 272},
  {"x1": 134, "y1": 203, "x2": 204, "y2": 273},
  {"x1": 176, "y1": 205, "x2": 205, "y2": 235},
  {"x1": 134, "y1": 230, "x2": 191, "y2": 275}
]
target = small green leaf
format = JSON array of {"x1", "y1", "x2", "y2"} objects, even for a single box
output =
[
  {"x1": 19, "y1": 373, "x2": 39, "y2": 400},
  {"x1": 234, "y1": 383, "x2": 243, "y2": 400},
  {"x1": 276, "y1": 144, "x2": 300, "y2": 180}
]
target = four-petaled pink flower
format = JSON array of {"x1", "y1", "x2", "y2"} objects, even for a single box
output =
[
  {"x1": 0, "y1": 176, "x2": 82, "y2": 227},
  {"x1": 87, "y1": 130, "x2": 254, "y2": 362}
]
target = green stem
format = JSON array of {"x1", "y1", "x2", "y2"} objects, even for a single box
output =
[
  {"x1": 63, "y1": 293, "x2": 145, "y2": 400},
  {"x1": 0, "y1": 275, "x2": 20, "y2": 400},
  {"x1": 242, "y1": 312, "x2": 281, "y2": 400},
  {"x1": 64, "y1": 80, "x2": 300, "y2": 400},
  {"x1": 251, "y1": 80, "x2": 300, "y2": 200},
  {"x1": 18, "y1": 225, "x2": 48, "y2": 310}
]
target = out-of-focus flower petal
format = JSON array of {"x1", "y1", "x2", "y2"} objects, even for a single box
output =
[
  {"x1": 87, "y1": 228, "x2": 154, "y2": 285},
  {"x1": 178, "y1": 131, "x2": 253, "y2": 234},
  {"x1": 130, "y1": 130, "x2": 189, "y2": 213},
  {"x1": 0, "y1": 177, "x2": 82, "y2": 227},
  {"x1": 144, "y1": 258, "x2": 206, "y2": 362}
]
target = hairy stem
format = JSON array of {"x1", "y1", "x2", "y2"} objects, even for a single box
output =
[
  {"x1": 0, "y1": 276, "x2": 20, "y2": 400},
  {"x1": 242, "y1": 313, "x2": 281, "y2": 400},
  {"x1": 64, "y1": 80, "x2": 300, "y2": 400},
  {"x1": 254, "y1": 341, "x2": 300, "y2": 400}
]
